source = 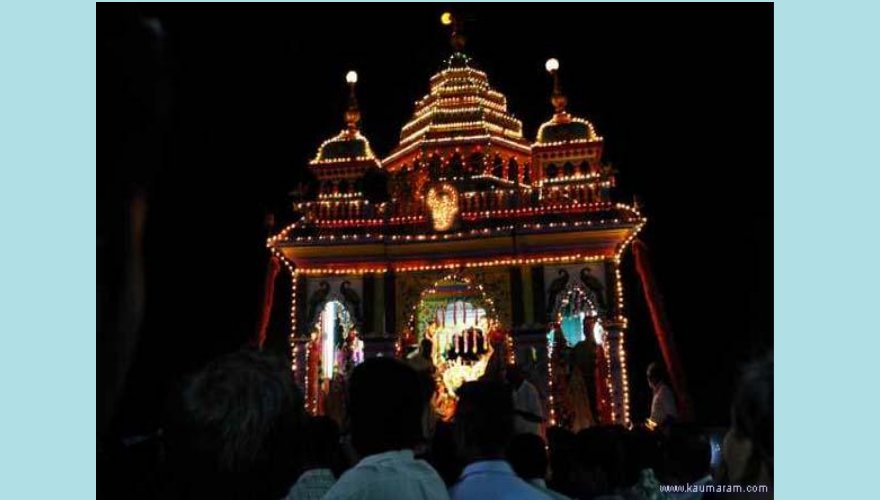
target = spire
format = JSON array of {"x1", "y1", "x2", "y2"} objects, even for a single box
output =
[
  {"x1": 545, "y1": 57, "x2": 569, "y2": 117},
  {"x1": 441, "y1": 11, "x2": 466, "y2": 52},
  {"x1": 534, "y1": 57, "x2": 602, "y2": 145},
  {"x1": 344, "y1": 70, "x2": 360, "y2": 133}
]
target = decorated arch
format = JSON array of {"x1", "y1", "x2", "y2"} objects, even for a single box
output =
[{"x1": 405, "y1": 273, "x2": 514, "y2": 420}]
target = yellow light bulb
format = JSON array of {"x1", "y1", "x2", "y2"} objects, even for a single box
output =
[{"x1": 441, "y1": 12, "x2": 453, "y2": 25}]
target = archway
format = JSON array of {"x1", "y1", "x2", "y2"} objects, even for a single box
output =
[
  {"x1": 305, "y1": 298, "x2": 364, "y2": 415},
  {"x1": 406, "y1": 274, "x2": 512, "y2": 420},
  {"x1": 547, "y1": 284, "x2": 605, "y2": 430}
]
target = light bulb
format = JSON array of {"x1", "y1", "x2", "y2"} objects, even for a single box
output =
[
  {"x1": 441, "y1": 12, "x2": 453, "y2": 26},
  {"x1": 545, "y1": 58, "x2": 560, "y2": 73},
  {"x1": 345, "y1": 70, "x2": 358, "y2": 84}
]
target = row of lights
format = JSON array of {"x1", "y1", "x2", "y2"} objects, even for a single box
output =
[
  {"x1": 317, "y1": 192, "x2": 367, "y2": 200},
  {"x1": 612, "y1": 261, "x2": 631, "y2": 425},
  {"x1": 460, "y1": 200, "x2": 619, "y2": 219},
  {"x1": 287, "y1": 216, "x2": 641, "y2": 244},
  {"x1": 399, "y1": 118, "x2": 524, "y2": 147},
  {"x1": 310, "y1": 130, "x2": 378, "y2": 164},
  {"x1": 270, "y1": 204, "x2": 642, "y2": 247},
  {"x1": 384, "y1": 146, "x2": 526, "y2": 174},
  {"x1": 288, "y1": 253, "x2": 612, "y2": 277},
  {"x1": 427, "y1": 66, "x2": 489, "y2": 84},
  {"x1": 413, "y1": 96, "x2": 509, "y2": 117},
  {"x1": 402, "y1": 105, "x2": 522, "y2": 131},
  {"x1": 535, "y1": 114, "x2": 603, "y2": 144},
  {"x1": 385, "y1": 131, "x2": 532, "y2": 164},
  {"x1": 547, "y1": 325, "x2": 557, "y2": 426},
  {"x1": 537, "y1": 171, "x2": 601, "y2": 185},
  {"x1": 402, "y1": 104, "x2": 522, "y2": 131},
  {"x1": 540, "y1": 180, "x2": 613, "y2": 194}
]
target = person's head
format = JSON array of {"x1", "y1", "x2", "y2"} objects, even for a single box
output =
[
  {"x1": 721, "y1": 353, "x2": 773, "y2": 486},
  {"x1": 348, "y1": 357, "x2": 427, "y2": 457},
  {"x1": 646, "y1": 362, "x2": 667, "y2": 390},
  {"x1": 507, "y1": 433, "x2": 548, "y2": 481},
  {"x1": 302, "y1": 415, "x2": 342, "y2": 471},
  {"x1": 622, "y1": 427, "x2": 664, "y2": 486},
  {"x1": 420, "y1": 338, "x2": 433, "y2": 359},
  {"x1": 165, "y1": 349, "x2": 305, "y2": 499},
  {"x1": 665, "y1": 424, "x2": 711, "y2": 483},
  {"x1": 505, "y1": 364, "x2": 524, "y2": 388},
  {"x1": 571, "y1": 426, "x2": 628, "y2": 497},
  {"x1": 546, "y1": 426, "x2": 577, "y2": 493},
  {"x1": 428, "y1": 419, "x2": 463, "y2": 486},
  {"x1": 453, "y1": 380, "x2": 514, "y2": 462}
]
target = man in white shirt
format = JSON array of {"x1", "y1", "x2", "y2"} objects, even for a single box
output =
[
  {"x1": 508, "y1": 433, "x2": 570, "y2": 500},
  {"x1": 286, "y1": 416, "x2": 341, "y2": 500},
  {"x1": 646, "y1": 362, "x2": 678, "y2": 430},
  {"x1": 508, "y1": 366, "x2": 545, "y2": 436},
  {"x1": 449, "y1": 381, "x2": 550, "y2": 500},
  {"x1": 323, "y1": 358, "x2": 449, "y2": 500}
]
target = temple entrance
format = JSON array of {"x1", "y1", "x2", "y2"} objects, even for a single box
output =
[
  {"x1": 316, "y1": 300, "x2": 364, "y2": 380},
  {"x1": 407, "y1": 275, "x2": 510, "y2": 420},
  {"x1": 306, "y1": 299, "x2": 364, "y2": 415},
  {"x1": 547, "y1": 285, "x2": 604, "y2": 430}
]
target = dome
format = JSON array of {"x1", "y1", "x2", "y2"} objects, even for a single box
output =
[
  {"x1": 535, "y1": 113, "x2": 601, "y2": 145},
  {"x1": 311, "y1": 130, "x2": 379, "y2": 165}
]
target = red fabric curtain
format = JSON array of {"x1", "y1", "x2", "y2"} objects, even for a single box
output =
[
  {"x1": 632, "y1": 239, "x2": 694, "y2": 422},
  {"x1": 256, "y1": 255, "x2": 282, "y2": 349}
]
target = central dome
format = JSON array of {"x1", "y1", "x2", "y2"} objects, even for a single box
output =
[{"x1": 384, "y1": 52, "x2": 530, "y2": 170}]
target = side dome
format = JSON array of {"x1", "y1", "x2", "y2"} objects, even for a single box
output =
[
  {"x1": 312, "y1": 130, "x2": 378, "y2": 164},
  {"x1": 535, "y1": 113, "x2": 601, "y2": 145}
]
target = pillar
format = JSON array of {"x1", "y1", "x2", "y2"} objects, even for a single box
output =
[
  {"x1": 603, "y1": 258, "x2": 631, "y2": 426},
  {"x1": 520, "y1": 266, "x2": 534, "y2": 326},
  {"x1": 509, "y1": 266, "x2": 524, "y2": 327}
]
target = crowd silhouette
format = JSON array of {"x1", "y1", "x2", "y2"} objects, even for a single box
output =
[{"x1": 132, "y1": 349, "x2": 773, "y2": 500}]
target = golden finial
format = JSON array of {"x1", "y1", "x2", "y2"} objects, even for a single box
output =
[
  {"x1": 545, "y1": 57, "x2": 568, "y2": 115},
  {"x1": 344, "y1": 70, "x2": 360, "y2": 132},
  {"x1": 442, "y1": 11, "x2": 466, "y2": 51}
]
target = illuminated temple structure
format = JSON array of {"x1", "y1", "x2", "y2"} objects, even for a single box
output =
[{"x1": 268, "y1": 23, "x2": 646, "y2": 427}]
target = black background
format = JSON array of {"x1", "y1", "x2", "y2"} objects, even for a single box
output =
[{"x1": 100, "y1": 3, "x2": 772, "y2": 437}]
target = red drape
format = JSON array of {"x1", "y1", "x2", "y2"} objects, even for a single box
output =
[
  {"x1": 256, "y1": 255, "x2": 282, "y2": 349},
  {"x1": 632, "y1": 239, "x2": 694, "y2": 422}
]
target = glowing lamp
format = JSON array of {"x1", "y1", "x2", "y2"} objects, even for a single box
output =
[
  {"x1": 441, "y1": 12, "x2": 453, "y2": 26},
  {"x1": 593, "y1": 321, "x2": 605, "y2": 345},
  {"x1": 345, "y1": 70, "x2": 358, "y2": 84},
  {"x1": 545, "y1": 58, "x2": 560, "y2": 73}
]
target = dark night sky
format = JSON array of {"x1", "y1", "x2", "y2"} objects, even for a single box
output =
[{"x1": 100, "y1": 3, "x2": 772, "y2": 435}]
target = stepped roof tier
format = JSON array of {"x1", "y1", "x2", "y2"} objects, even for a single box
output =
[{"x1": 383, "y1": 52, "x2": 531, "y2": 172}]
